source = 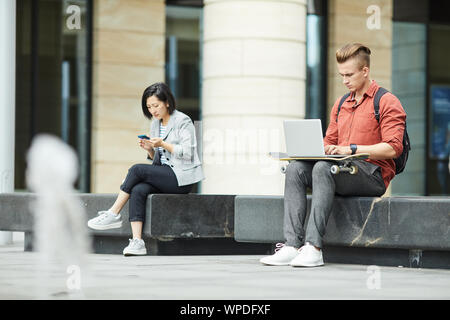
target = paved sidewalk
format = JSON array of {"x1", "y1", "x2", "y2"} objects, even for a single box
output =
[{"x1": 1, "y1": 241, "x2": 449, "y2": 300}]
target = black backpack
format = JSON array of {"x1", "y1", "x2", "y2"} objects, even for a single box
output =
[{"x1": 336, "y1": 87, "x2": 411, "y2": 175}]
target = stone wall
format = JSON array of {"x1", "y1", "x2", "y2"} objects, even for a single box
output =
[
  {"x1": 327, "y1": 0, "x2": 393, "y2": 112},
  {"x1": 327, "y1": 0, "x2": 393, "y2": 195},
  {"x1": 91, "y1": 0, "x2": 165, "y2": 192}
]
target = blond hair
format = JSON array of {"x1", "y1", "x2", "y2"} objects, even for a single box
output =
[{"x1": 336, "y1": 43, "x2": 371, "y2": 69}]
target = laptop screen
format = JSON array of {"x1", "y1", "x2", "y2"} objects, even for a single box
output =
[{"x1": 283, "y1": 119, "x2": 326, "y2": 157}]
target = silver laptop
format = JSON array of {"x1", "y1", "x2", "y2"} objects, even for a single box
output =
[{"x1": 283, "y1": 119, "x2": 343, "y2": 158}]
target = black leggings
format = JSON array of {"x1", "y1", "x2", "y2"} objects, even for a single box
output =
[{"x1": 120, "y1": 164, "x2": 193, "y2": 222}]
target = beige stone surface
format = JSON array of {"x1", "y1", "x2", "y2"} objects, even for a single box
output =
[
  {"x1": 329, "y1": 17, "x2": 391, "y2": 48},
  {"x1": 202, "y1": 39, "x2": 243, "y2": 78},
  {"x1": 203, "y1": 0, "x2": 306, "y2": 42},
  {"x1": 93, "y1": 96, "x2": 149, "y2": 130},
  {"x1": 327, "y1": 0, "x2": 392, "y2": 121},
  {"x1": 91, "y1": 161, "x2": 136, "y2": 193},
  {"x1": 328, "y1": 0, "x2": 391, "y2": 16},
  {"x1": 92, "y1": 127, "x2": 150, "y2": 163},
  {"x1": 203, "y1": 39, "x2": 306, "y2": 80},
  {"x1": 202, "y1": 114, "x2": 287, "y2": 153},
  {"x1": 201, "y1": 114, "x2": 291, "y2": 195},
  {"x1": 94, "y1": 30, "x2": 165, "y2": 66},
  {"x1": 94, "y1": 0, "x2": 164, "y2": 34},
  {"x1": 94, "y1": 63, "x2": 164, "y2": 98},
  {"x1": 202, "y1": 78, "x2": 305, "y2": 118},
  {"x1": 202, "y1": 0, "x2": 307, "y2": 195},
  {"x1": 91, "y1": 0, "x2": 165, "y2": 192}
]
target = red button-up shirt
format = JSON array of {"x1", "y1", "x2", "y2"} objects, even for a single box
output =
[{"x1": 323, "y1": 80, "x2": 406, "y2": 188}]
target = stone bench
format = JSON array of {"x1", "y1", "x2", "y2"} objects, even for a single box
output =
[
  {"x1": 0, "y1": 193, "x2": 271, "y2": 255},
  {"x1": 234, "y1": 195, "x2": 450, "y2": 269}
]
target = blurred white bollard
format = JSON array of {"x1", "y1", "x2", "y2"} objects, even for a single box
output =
[
  {"x1": 26, "y1": 134, "x2": 91, "y2": 298},
  {"x1": 0, "y1": 232, "x2": 13, "y2": 245}
]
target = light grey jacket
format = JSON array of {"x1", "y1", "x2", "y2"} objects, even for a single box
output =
[{"x1": 149, "y1": 110, "x2": 205, "y2": 186}]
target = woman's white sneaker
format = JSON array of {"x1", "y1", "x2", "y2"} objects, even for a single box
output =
[
  {"x1": 259, "y1": 243, "x2": 299, "y2": 266},
  {"x1": 123, "y1": 238, "x2": 147, "y2": 256},
  {"x1": 87, "y1": 210, "x2": 122, "y2": 230},
  {"x1": 289, "y1": 242, "x2": 324, "y2": 267}
]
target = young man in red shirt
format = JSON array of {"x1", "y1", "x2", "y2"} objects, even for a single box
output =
[{"x1": 260, "y1": 43, "x2": 406, "y2": 267}]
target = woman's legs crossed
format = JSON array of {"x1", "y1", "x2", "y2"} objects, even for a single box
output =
[
  {"x1": 120, "y1": 164, "x2": 178, "y2": 194},
  {"x1": 124, "y1": 164, "x2": 194, "y2": 238},
  {"x1": 107, "y1": 164, "x2": 176, "y2": 216},
  {"x1": 109, "y1": 190, "x2": 130, "y2": 215}
]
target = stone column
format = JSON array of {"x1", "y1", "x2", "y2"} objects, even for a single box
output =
[
  {"x1": 201, "y1": 0, "x2": 307, "y2": 195},
  {"x1": 0, "y1": 0, "x2": 16, "y2": 245}
]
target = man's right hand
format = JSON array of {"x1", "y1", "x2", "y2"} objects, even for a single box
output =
[{"x1": 324, "y1": 144, "x2": 351, "y2": 155}]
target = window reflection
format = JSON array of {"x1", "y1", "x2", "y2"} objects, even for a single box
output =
[
  {"x1": 15, "y1": 0, "x2": 91, "y2": 192},
  {"x1": 165, "y1": 5, "x2": 202, "y2": 122}
]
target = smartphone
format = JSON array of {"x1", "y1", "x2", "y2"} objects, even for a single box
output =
[{"x1": 138, "y1": 135, "x2": 150, "y2": 140}]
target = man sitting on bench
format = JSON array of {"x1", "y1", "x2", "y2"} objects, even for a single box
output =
[{"x1": 260, "y1": 43, "x2": 407, "y2": 267}]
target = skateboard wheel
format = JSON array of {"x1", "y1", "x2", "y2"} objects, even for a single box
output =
[
  {"x1": 281, "y1": 166, "x2": 287, "y2": 174},
  {"x1": 330, "y1": 165, "x2": 340, "y2": 174},
  {"x1": 349, "y1": 166, "x2": 358, "y2": 174}
]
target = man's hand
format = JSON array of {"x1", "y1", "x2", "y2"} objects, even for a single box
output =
[
  {"x1": 324, "y1": 143, "x2": 397, "y2": 159},
  {"x1": 324, "y1": 145, "x2": 351, "y2": 155}
]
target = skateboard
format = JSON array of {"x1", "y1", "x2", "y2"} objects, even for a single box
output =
[{"x1": 268, "y1": 152, "x2": 370, "y2": 175}]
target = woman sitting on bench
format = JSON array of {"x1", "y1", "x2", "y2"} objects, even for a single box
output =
[{"x1": 87, "y1": 82, "x2": 204, "y2": 256}]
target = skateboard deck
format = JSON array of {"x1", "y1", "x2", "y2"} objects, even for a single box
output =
[{"x1": 268, "y1": 152, "x2": 370, "y2": 175}]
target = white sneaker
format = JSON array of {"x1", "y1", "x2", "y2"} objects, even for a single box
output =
[
  {"x1": 259, "y1": 243, "x2": 299, "y2": 266},
  {"x1": 123, "y1": 238, "x2": 147, "y2": 256},
  {"x1": 87, "y1": 210, "x2": 122, "y2": 230},
  {"x1": 289, "y1": 242, "x2": 324, "y2": 267}
]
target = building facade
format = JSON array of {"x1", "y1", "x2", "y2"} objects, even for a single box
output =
[{"x1": 7, "y1": 0, "x2": 450, "y2": 197}]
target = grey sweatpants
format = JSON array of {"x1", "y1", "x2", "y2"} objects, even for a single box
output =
[{"x1": 284, "y1": 160, "x2": 386, "y2": 249}]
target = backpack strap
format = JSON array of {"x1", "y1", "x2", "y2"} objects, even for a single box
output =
[
  {"x1": 373, "y1": 87, "x2": 389, "y2": 122},
  {"x1": 336, "y1": 92, "x2": 351, "y2": 122},
  {"x1": 336, "y1": 88, "x2": 389, "y2": 123}
]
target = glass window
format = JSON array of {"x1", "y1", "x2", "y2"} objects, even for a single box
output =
[
  {"x1": 391, "y1": 0, "x2": 450, "y2": 196},
  {"x1": 306, "y1": 0, "x2": 327, "y2": 134},
  {"x1": 390, "y1": 21, "x2": 427, "y2": 196},
  {"x1": 165, "y1": 5, "x2": 202, "y2": 122},
  {"x1": 15, "y1": 0, "x2": 92, "y2": 192},
  {"x1": 427, "y1": 24, "x2": 450, "y2": 195}
]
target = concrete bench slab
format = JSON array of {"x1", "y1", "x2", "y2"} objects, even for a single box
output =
[
  {"x1": 235, "y1": 195, "x2": 450, "y2": 250},
  {"x1": 0, "y1": 193, "x2": 271, "y2": 255},
  {"x1": 235, "y1": 195, "x2": 450, "y2": 269}
]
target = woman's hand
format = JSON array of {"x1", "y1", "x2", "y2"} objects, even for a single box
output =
[
  {"x1": 139, "y1": 138, "x2": 154, "y2": 152},
  {"x1": 149, "y1": 137, "x2": 164, "y2": 148},
  {"x1": 149, "y1": 137, "x2": 174, "y2": 154}
]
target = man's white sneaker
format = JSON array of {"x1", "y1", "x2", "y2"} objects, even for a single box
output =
[
  {"x1": 260, "y1": 243, "x2": 299, "y2": 266},
  {"x1": 289, "y1": 242, "x2": 324, "y2": 267},
  {"x1": 87, "y1": 210, "x2": 122, "y2": 230},
  {"x1": 123, "y1": 238, "x2": 147, "y2": 256}
]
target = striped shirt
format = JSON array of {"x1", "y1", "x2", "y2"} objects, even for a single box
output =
[{"x1": 159, "y1": 124, "x2": 169, "y2": 165}]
